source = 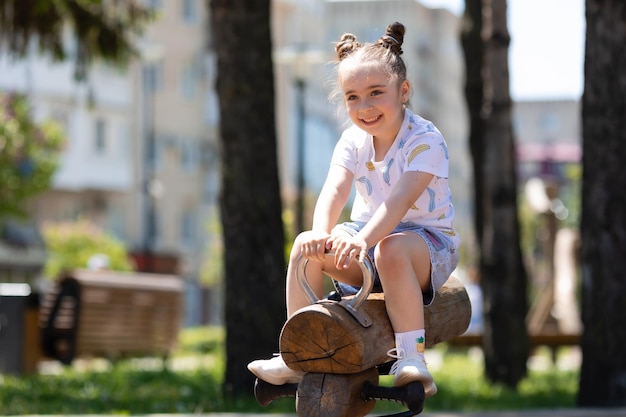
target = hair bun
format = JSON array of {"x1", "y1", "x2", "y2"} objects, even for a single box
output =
[
  {"x1": 380, "y1": 22, "x2": 405, "y2": 55},
  {"x1": 335, "y1": 33, "x2": 360, "y2": 60}
]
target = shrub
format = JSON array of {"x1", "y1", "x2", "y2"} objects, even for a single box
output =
[{"x1": 42, "y1": 219, "x2": 133, "y2": 279}]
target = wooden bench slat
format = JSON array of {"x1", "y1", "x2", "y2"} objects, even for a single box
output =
[{"x1": 447, "y1": 332, "x2": 580, "y2": 348}]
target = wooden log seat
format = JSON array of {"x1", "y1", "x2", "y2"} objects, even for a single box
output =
[{"x1": 280, "y1": 275, "x2": 471, "y2": 375}]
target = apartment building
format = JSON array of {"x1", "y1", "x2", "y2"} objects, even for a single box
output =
[
  {"x1": 514, "y1": 99, "x2": 581, "y2": 169},
  {"x1": 0, "y1": 0, "x2": 220, "y2": 325},
  {"x1": 133, "y1": 0, "x2": 220, "y2": 325}
]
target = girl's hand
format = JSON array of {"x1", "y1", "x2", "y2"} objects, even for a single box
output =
[
  {"x1": 299, "y1": 230, "x2": 332, "y2": 262},
  {"x1": 327, "y1": 235, "x2": 368, "y2": 269}
]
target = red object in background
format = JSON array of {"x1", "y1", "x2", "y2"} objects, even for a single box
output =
[{"x1": 130, "y1": 251, "x2": 179, "y2": 275}]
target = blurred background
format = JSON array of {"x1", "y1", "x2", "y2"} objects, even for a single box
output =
[
  {"x1": 0, "y1": 0, "x2": 584, "y2": 386},
  {"x1": 0, "y1": 0, "x2": 583, "y2": 328}
]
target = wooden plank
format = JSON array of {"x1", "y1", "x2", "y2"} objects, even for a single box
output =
[
  {"x1": 447, "y1": 333, "x2": 580, "y2": 348},
  {"x1": 72, "y1": 269, "x2": 184, "y2": 292}
]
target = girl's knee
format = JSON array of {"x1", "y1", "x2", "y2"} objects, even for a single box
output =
[
  {"x1": 374, "y1": 235, "x2": 408, "y2": 265},
  {"x1": 289, "y1": 233, "x2": 307, "y2": 261},
  {"x1": 374, "y1": 234, "x2": 431, "y2": 284}
]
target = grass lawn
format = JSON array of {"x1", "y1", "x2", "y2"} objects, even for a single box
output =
[{"x1": 0, "y1": 327, "x2": 579, "y2": 415}]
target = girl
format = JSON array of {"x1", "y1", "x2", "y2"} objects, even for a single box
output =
[{"x1": 248, "y1": 22, "x2": 460, "y2": 398}]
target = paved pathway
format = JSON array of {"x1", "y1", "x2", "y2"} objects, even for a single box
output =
[
  {"x1": 420, "y1": 410, "x2": 626, "y2": 417},
  {"x1": 141, "y1": 411, "x2": 626, "y2": 417},
  {"x1": 18, "y1": 410, "x2": 626, "y2": 417}
]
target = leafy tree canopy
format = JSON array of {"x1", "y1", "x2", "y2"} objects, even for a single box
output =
[
  {"x1": 0, "y1": 93, "x2": 64, "y2": 219},
  {"x1": 0, "y1": 0, "x2": 153, "y2": 79}
]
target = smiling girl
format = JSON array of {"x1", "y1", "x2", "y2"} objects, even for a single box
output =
[{"x1": 248, "y1": 22, "x2": 460, "y2": 398}]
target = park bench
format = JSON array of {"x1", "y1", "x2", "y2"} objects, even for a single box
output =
[
  {"x1": 39, "y1": 269, "x2": 184, "y2": 365},
  {"x1": 448, "y1": 332, "x2": 580, "y2": 349},
  {"x1": 447, "y1": 331, "x2": 580, "y2": 366}
]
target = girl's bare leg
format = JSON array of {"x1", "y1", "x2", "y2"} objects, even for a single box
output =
[
  {"x1": 375, "y1": 232, "x2": 431, "y2": 331},
  {"x1": 285, "y1": 233, "x2": 325, "y2": 317},
  {"x1": 286, "y1": 231, "x2": 366, "y2": 317},
  {"x1": 248, "y1": 231, "x2": 363, "y2": 385},
  {"x1": 374, "y1": 232, "x2": 438, "y2": 396}
]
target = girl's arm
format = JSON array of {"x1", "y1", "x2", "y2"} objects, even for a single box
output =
[
  {"x1": 312, "y1": 164, "x2": 354, "y2": 233},
  {"x1": 330, "y1": 170, "x2": 433, "y2": 266},
  {"x1": 359, "y1": 170, "x2": 433, "y2": 245},
  {"x1": 300, "y1": 164, "x2": 353, "y2": 262}
]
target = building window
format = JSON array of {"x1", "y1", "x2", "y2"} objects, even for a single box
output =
[
  {"x1": 118, "y1": 122, "x2": 130, "y2": 158},
  {"x1": 203, "y1": 171, "x2": 218, "y2": 204},
  {"x1": 539, "y1": 112, "x2": 560, "y2": 133},
  {"x1": 143, "y1": 61, "x2": 164, "y2": 93},
  {"x1": 180, "y1": 210, "x2": 197, "y2": 246},
  {"x1": 181, "y1": 0, "x2": 197, "y2": 24},
  {"x1": 181, "y1": 61, "x2": 202, "y2": 99},
  {"x1": 147, "y1": 136, "x2": 164, "y2": 171},
  {"x1": 94, "y1": 118, "x2": 107, "y2": 155},
  {"x1": 180, "y1": 140, "x2": 197, "y2": 172}
]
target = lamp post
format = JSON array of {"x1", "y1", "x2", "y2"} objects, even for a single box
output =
[
  {"x1": 294, "y1": 75, "x2": 306, "y2": 233},
  {"x1": 142, "y1": 64, "x2": 156, "y2": 272},
  {"x1": 274, "y1": 46, "x2": 327, "y2": 234},
  {"x1": 141, "y1": 45, "x2": 164, "y2": 273}
]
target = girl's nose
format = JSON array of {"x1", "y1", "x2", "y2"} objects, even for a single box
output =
[{"x1": 358, "y1": 99, "x2": 373, "y2": 112}]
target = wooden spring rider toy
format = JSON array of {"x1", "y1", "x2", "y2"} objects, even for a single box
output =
[{"x1": 253, "y1": 253, "x2": 471, "y2": 417}]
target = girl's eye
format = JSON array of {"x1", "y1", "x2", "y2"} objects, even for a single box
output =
[
  {"x1": 347, "y1": 95, "x2": 358, "y2": 101},
  {"x1": 371, "y1": 90, "x2": 383, "y2": 96}
]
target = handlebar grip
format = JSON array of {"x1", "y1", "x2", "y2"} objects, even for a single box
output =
[{"x1": 295, "y1": 251, "x2": 375, "y2": 313}]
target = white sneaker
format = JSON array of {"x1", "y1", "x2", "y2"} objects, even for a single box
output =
[
  {"x1": 388, "y1": 348, "x2": 437, "y2": 397},
  {"x1": 247, "y1": 354, "x2": 304, "y2": 385}
]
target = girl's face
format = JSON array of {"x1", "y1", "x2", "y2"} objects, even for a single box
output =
[{"x1": 339, "y1": 61, "x2": 410, "y2": 143}]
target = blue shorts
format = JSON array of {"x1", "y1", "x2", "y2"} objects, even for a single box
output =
[{"x1": 331, "y1": 221, "x2": 459, "y2": 306}]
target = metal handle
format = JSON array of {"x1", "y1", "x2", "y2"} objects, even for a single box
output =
[{"x1": 296, "y1": 251, "x2": 375, "y2": 316}]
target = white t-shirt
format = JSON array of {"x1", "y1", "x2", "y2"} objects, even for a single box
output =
[{"x1": 330, "y1": 109, "x2": 459, "y2": 245}]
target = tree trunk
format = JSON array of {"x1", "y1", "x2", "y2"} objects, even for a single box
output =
[
  {"x1": 462, "y1": 0, "x2": 529, "y2": 387},
  {"x1": 461, "y1": 0, "x2": 485, "y2": 245},
  {"x1": 210, "y1": 0, "x2": 287, "y2": 396},
  {"x1": 578, "y1": 0, "x2": 626, "y2": 406},
  {"x1": 481, "y1": 0, "x2": 529, "y2": 387}
]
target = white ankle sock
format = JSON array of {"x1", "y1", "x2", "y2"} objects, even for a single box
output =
[{"x1": 395, "y1": 329, "x2": 426, "y2": 360}]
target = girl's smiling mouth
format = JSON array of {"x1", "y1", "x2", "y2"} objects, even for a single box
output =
[{"x1": 362, "y1": 115, "x2": 382, "y2": 124}]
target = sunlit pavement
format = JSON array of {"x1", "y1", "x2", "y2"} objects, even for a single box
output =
[
  {"x1": 419, "y1": 411, "x2": 626, "y2": 417},
  {"x1": 15, "y1": 411, "x2": 626, "y2": 417},
  {"x1": 197, "y1": 412, "x2": 626, "y2": 417},
  {"x1": 203, "y1": 412, "x2": 626, "y2": 417}
]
